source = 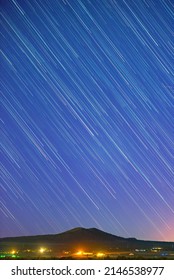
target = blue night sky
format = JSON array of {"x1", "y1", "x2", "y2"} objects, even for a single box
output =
[{"x1": 0, "y1": 0, "x2": 174, "y2": 241}]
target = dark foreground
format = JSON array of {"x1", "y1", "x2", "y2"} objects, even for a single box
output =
[{"x1": 1, "y1": 228, "x2": 173, "y2": 260}]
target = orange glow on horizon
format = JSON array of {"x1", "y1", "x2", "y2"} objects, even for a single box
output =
[
  {"x1": 75, "y1": 250, "x2": 83, "y2": 255},
  {"x1": 96, "y1": 252, "x2": 105, "y2": 257}
]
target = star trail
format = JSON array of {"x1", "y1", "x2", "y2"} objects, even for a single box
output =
[{"x1": 0, "y1": 0, "x2": 174, "y2": 241}]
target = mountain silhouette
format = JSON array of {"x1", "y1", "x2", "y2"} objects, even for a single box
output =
[{"x1": 0, "y1": 227, "x2": 173, "y2": 252}]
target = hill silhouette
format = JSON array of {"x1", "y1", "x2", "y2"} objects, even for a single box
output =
[{"x1": 0, "y1": 227, "x2": 173, "y2": 252}]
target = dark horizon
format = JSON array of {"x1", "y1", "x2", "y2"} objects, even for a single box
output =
[{"x1": 1, "y1": 227, "x2": 174, "y2": 243}]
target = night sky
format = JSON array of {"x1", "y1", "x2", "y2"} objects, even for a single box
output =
[{"x1": 1, "y1": 0, "x2": 174, "y2": 241}]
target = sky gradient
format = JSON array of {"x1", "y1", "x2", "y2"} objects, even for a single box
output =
[{"x1": 1, "y1": 0, "x2": 174, "y2": 241}]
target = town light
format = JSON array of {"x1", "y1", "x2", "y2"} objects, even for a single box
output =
[
  {"x1": 76, "y1": 251, "x2": 83, "y2": 255},
  {"x1": 39, "y1": 247, "x2": 46, "y2": 253},
  {"x1": 11, "y1": 250, "x2": 16, "y2": 254},
  {"x1": 96, "y1": 252, "x2": 104, "y2": 257}
]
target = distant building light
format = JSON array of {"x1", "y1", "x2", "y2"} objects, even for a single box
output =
[
  {"x1": 96, "y1": 253, "x2": 105, "y2": 257},
  {"x1": 83, "y1": 252, "x2": 93, "y2": 255},
  {"x1": 76, "y1": 251, "x2": 83, "y2": 255},
  {"x1": 39, "y1": 247, "x2": 46, "y2": 253},
  {"x1": 11, "y1": 250, "x2": 16, "y2": 254},
  {"x1": 135, "y1": 249, "x2": 146, "y2": 252},
  {"x1": 75, "y1": 251, "x2": 93, "y2": 256}
]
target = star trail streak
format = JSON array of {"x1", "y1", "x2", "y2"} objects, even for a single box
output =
[{"x1": 0, "y1": 0, "x2": 174, "y2": 241}]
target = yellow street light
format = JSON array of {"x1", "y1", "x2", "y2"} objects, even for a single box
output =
[
  {"x1": 39, "y1": 247, "x2": 46, "y2": 253},
  {"x1": 76, "y1": 251, "x2": 83, "y2": 255},
  {"x1": 96, "y1": 252, "x2": 104, "y2": 257},
  {"x1": 11, "y1": 250, "x2": 16, "y2": 254}
]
